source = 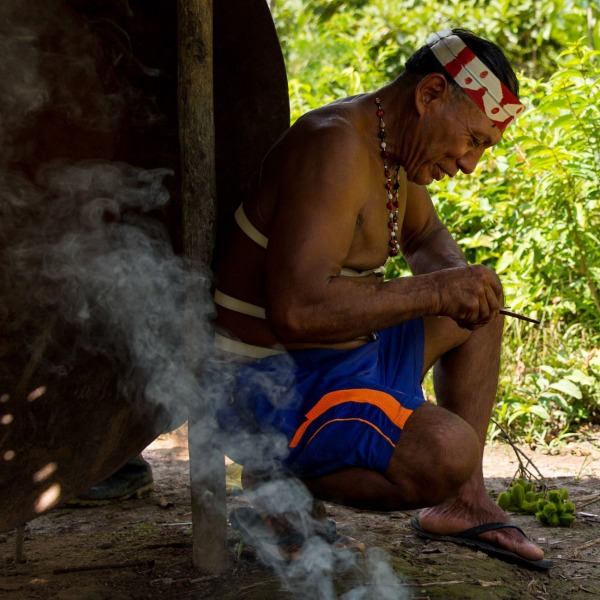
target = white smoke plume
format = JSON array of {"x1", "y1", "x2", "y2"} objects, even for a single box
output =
[{"x1": 0, "y1": 1, "x2": 410, "y2": 595}]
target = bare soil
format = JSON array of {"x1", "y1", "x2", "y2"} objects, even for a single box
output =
[{"x1": 2, "y1": 425, "x2": 600, "y2": 600}]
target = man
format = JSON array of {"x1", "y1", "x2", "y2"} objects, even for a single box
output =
[{"x1": 213, "y1": 28, "x2": 551, "y2": 569}]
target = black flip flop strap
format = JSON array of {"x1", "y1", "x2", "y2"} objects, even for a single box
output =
[{"x1": 454, "y1": 521, "x2": 528, "y2": 539}]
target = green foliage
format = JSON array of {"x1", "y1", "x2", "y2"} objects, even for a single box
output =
[
  {"x1": 271, "y1": 1, "x2": 600, "y2": 444},
  {"x1": 273, "y1": 0, "x2": 599, "y2": 120},
  {"x1": 497, "y1": 478, "x2": 576, "y2": 526},
  {"x1": 487, "y1": 40, "x2": 600, "y2": 443}
]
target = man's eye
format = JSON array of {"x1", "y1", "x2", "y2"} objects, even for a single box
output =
[{"x1": 471, "y1": 137, "x2": 482, "y2": 147}]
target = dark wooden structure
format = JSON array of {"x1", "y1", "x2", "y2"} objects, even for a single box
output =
[{"x1": 0, "y1": 0, "x2": 289, "y2": 574}]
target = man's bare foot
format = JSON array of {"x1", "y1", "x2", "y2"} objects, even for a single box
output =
[{"x1": 417, "y1": 492, "x2": 545, "y2": 562}]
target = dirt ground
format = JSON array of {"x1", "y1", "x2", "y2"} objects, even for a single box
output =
[{"x1": 2, "y1": 424, "x2": 599, "y2": 600}]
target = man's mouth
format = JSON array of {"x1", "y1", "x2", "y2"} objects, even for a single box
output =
[{"x1": 434, "y1": 164, "x2": 446, "y2": 181}]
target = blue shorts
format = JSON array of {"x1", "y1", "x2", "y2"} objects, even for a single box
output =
[{"x1": 218, "y1": 319, "x2": 426, "y2": 478}]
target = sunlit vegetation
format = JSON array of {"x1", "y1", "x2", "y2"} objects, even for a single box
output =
[{"x1": 272, "y1": 0, "x2": 600, "y2": 447}]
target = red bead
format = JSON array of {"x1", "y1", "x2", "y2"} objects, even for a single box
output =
[
  {"x1": 389, "y1": 247, "x2": 399, "y2": 257},
  {"x1": 387, "y1": 202, "x2": 393, "y2": 210},
  {"x1": 385, "y1": 182, "x2": 392, "y2": 190},
  {"x1": 376, "y1": 108, "x2": 384, "y2": 117},
  {"x1": 393, "y1": 200, "x2": 399, "y2": 208},
  {"x1": 388, "y1": 221, "x2": 395, "y2": 229}
]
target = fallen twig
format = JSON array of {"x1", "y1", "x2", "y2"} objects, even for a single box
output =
[
  {"x1": 577, "y1": 585, "x2": 598, "y2": 594},
  {"x1": 403, "y1": 580, "x2": 466, "y2": 587},
  {"x1": 236, "y1": 579, "x2": 279, "y2": 593},
  {"x1": 491, "y1": 420, "x2": 547, "y2": 490},
  {"x1": 53, "y1": 559, "x2": 155, "y2": 574},
  {"x1": 576, "y1": 536, "x2": 600, "y2": 550},
  {"x1": 576, "y1": 494, "x2": 600, "y2": 510},
  {"x1": 552, "y1": 557, "x2": 600, "y2": 565},
  {"x1": 189, "y1": 575, "x2": 218, "y2": 584}
]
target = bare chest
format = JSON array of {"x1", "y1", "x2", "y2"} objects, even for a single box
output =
[{"x1": 346, "y1": 166, "x2": 408, "y2": 269}]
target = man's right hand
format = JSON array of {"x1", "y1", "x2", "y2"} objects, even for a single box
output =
[{"x1": 434, "y1": 265, "x2": 503, "y2": 329}]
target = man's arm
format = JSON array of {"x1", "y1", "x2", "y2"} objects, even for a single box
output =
[
  {"x1": 400, "y1": 181, "x2": 467, "y2": 275},
  {"x1": 263, "y1": 120, "x2": 441, "y2": 343},
  {"x1": 264, "y1": 119, "x2": 502, "y2": 345},
  {"x1": 399, "y1": 181, "x2": 503, "y2": 328}
]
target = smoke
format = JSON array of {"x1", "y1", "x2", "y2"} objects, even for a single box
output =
[
  {"x1": 0, "y1": 0, "x2": 411, "y2": 595},
  {"x1": 0, "y1": 0, "x2": 212, "y2": 422},
  {"x1": 238, "y1": 477, "x2": 411, "y2": 600}
]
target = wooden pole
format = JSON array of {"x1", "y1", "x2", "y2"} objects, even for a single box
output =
[
  {"x1": 177, "y1": 0, "x2": 228, "y2": 574},
  {"x1": 178, "y1": 0, "x2": 217, "y2": 268}
]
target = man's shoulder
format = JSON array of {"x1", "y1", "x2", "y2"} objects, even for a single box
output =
[
  {"x1": 296, "y1": 99, "x2": 364, "y2": 133},
  {"x1": 288, "y1": 104, "x2": 368, "y2": 159}
]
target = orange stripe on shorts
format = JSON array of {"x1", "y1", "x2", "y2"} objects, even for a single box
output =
[
  {"x1": 304, "y1": 417, "x2": 396, "y2": 449},
  {"x1": 289, "y1": 388, "x2": 413, "y2": 449}
]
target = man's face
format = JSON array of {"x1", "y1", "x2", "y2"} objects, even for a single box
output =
[{"x1": 404, "y1": 90, "x2": 503, "y2": 186}]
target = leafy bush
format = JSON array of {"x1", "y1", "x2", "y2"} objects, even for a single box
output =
[{"x1": 271, "y1": 1, "x2": 600, "y2": 444}]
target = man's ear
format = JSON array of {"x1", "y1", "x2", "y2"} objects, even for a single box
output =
[{"x1": 415, "y1": 73, "x2": 449, "y2": 116}]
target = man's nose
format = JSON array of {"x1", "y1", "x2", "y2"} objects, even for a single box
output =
[{"x1": 457, "y1": 147, "x2": 485, "y2": 175}]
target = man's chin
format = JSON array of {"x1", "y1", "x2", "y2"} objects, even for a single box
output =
[{"x1": 406, "y1": 172, "x2": 435, "y2": 186}]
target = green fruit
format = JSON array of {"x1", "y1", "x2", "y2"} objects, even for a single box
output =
[
  {"x1": 558, "y1": 513, "x2": 575, "y2": 527},
  {"x1": 511, "y1": 483, "x2": 525, "y2": 507},
  {"x1": 497, "y1": 481, "x2": 576, "y2": 527},
  {"x1": 522, "y1": 500, "x2": 539, "y2": 514},
  {"x1": 497, "y1": 491, "x2": 512, "y2": 510},
  {"x1": 548, "y1": 490, "x2": 561, "y2": 503},
  {"x1": 550, "y1": 514, "x2": 560, "y2": 527}
]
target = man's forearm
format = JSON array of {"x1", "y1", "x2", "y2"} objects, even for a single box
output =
[{"x1": 404, "y1": 226, "x2": 468, "y2": 276}]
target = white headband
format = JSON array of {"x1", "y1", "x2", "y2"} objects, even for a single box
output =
[{"x1": 426, "y1": 29, "x2": 524, "y2": 131}]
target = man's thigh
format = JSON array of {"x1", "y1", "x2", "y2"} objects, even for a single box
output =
[{"x1": 422, "y1": 316, "x2": 471, "y2": 378}]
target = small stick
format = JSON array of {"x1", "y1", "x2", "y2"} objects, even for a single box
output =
[
  {"x1": 402, "y1": 580, "x2": 466, "y2": 588},
  {"x1": 552, "y1": 557, "x2": 600, "y2": 565},
  {"x1": 576, "y1": 536, "x2": 600, "y2": 550},
  {"x1": 499, "y1": 308, "x2": 541, "y2": 325},
  {"x1": 236, "y1": 579, "x2": 280, "y2": 593},
  {"x1": 53, "y1": 559, "x2": 155, "y2": 574},
  {"x1": 576, "y1": 494, "x2": 600, "y2": 510},
  {"x1": 490, "y1": 419, "x2": 548, "y2": 490}
]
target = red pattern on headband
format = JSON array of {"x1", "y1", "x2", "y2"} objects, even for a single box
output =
[{"x1": 427, "y1": 30, "x2": 524, "y2": 131}]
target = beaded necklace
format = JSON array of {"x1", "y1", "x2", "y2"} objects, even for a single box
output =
[{"x1": 375, "y1": 97, "x2": 400, "y2": 257}]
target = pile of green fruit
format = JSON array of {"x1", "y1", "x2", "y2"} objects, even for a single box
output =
[{"x1": 497, "y1": 478, "x2": 576, "y2": 527}]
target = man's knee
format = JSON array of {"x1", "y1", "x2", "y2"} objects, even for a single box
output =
[{"x1": 387, "y1": 404, "x2": 480, "y2": 506}]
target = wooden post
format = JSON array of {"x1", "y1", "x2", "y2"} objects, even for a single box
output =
[{"x1": 177, "y1": 0, "x2": 229, "y2": 573}]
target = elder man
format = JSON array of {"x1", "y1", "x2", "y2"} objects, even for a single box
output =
[{"x1": 214, "y1": 28, "x2": 551, "y2": 569}]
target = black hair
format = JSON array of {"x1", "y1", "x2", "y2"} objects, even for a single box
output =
[{"x1": 405, "y1": 28, "x2": 519, "y2": 98}]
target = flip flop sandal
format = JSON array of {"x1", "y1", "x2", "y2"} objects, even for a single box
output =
[{"x1": 410, "y1": 517, "x2": 554, "y2": 570}]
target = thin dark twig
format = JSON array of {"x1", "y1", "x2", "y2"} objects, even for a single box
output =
[
  {"x1": 491, "y1": 419, "x2": 548, "y2": 491},
  {"x1": 53, "y1": 559, "x2": 155, "y2": 574}
]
